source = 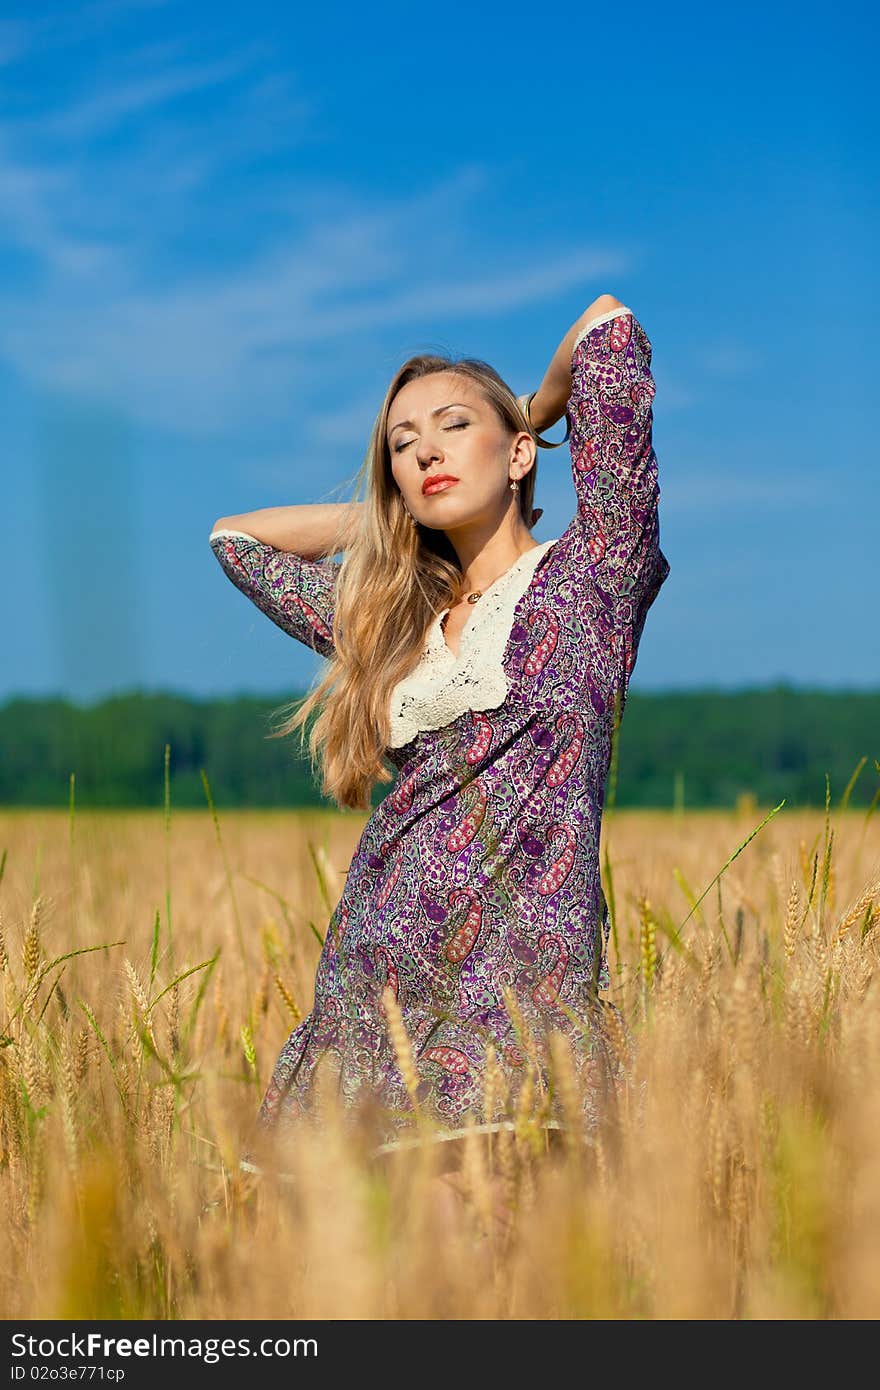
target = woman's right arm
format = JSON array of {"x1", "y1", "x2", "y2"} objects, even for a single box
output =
[
  {"x1": 211, "y1": 501, "x2": 364, "y2": 559},
  {"x1": 209, "y1": 502, "x2": 364, "y2": 657}
]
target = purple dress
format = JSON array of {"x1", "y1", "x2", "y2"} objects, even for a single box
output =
[{"x1": 209, "y1": 305, "x2": 670, "y2": 1145}]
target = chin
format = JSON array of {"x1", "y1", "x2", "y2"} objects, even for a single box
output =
[
  {"x1": 415, "y1": 500, "x2": 464, "y2": 523},
  {"x1": 414, "y1": 493, "x2": 489, "y2": 530}
]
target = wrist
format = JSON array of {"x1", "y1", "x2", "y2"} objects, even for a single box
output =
[{"x1": 525, "y1": 387, "x2": 567, "y2": 436}]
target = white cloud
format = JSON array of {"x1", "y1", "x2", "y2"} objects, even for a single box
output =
[
  {"x1": 0, "y1": 215, "x2": 626, "y2": 434},
  {"x1": 0, "y1": 30, "x2": 636, "y2": 437},
  {"x1": 701, "y1": 342, "x2": 764, "y2": 376},
  {"x1": 0, "y1": 2, "x2": 177, "y2": 70},
  {"x1": 656, "y1": 378, "x2": 697, "y2": 410},
  {"x1": 0, "y1": 143, "x2": 123, "y2": 274},
  {"x1": 661, "y1": 471, "x2": 823, "y2": 511},
  {"x1": 37, "y1": 55, "x2": 261, "y2": 140},
  {"x1": 309, "y1": 396, "x2": 381, "y2": 449}
]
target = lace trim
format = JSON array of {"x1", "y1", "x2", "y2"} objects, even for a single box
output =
[
  {"x1": 387, "y1": 538, "x2": 558, "y2": 748},
  {"x1": 572, "y1": 304, "x2": 632, "y2": 353},
  {"x1": 209, "y1": 527, "x2": 259, "y2": 542}
]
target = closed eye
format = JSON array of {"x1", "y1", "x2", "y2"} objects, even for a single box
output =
[{"x1": 393, "y1": 421, "x2": 469, "y2": 454}]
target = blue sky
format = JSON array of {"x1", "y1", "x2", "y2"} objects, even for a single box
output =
[{"x1": 3, "y1": 0, "x2": 876, "y2": 704}]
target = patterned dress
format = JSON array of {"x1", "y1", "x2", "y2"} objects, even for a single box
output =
[{"x1": 209, "y1": 304, "x2": 670, "y2": 1148}]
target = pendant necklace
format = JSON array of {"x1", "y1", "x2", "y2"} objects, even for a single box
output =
[
  {"x1": 441, "y1": 588, "x2": 481, "y2": 633},
  {"x1": 443, "y1": 543, "x2": 537, "y2": 627}
]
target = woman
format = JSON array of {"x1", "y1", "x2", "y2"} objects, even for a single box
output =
[{"x1": 210, "y1": 293, "x2": 670, "y2": 1167}]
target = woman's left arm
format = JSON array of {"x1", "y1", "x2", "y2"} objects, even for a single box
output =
[
  {"x1": 519, "y1": 294, "x2": 625, "y2": 432},
  {"x1": 524, "y1": 294, "x2": 671, "y2": 695}
]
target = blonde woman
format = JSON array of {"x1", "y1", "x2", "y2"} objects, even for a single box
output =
[{"x1": 210, "y1": 293, "x2": 670, "y2": 1169}]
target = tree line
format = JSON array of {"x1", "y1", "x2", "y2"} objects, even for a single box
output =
[{"x1": 0, "y1": 686, "x2": 876, "y2": 812}]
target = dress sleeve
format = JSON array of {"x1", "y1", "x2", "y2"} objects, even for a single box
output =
[
  {"x1": 563, "y1": 304, "x2": 671, "y2": 691},
  {"x1": 209, "y1": 527, "x2": 340, "y2": 660}
]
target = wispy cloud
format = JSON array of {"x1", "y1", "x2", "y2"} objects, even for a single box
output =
[
  {"x1": 0, "y1": 141, "x2": 123, "y2": 274},
  {"x1": 0, "y1": 16, "x2": 636, "y2": 439},
  {"x1": 0, "y1": 202, "x2": 625, "y2": 434},
  {"x1": 0, "y1": 52, "x2": 632, "y2": 438},
  {"x1": 0, "y1": 2, "x2": 177, "y2": 70},
  {"x1": 701, "y1": 342, "x2": 764, "y2": 376},
  {"x1": 661, "y1": 470, "x2": 823, "y2": 511},
  {"x1": 38, "y1": 54, "x2": 261, "y2": 140},
  {"x1": 656, "y1": 379, "x2": 697, "y2": 410}
]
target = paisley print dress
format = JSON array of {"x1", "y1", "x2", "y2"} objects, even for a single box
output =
[{"x1": 209, "y1": 304, "x2": 670, "y2": 1148}]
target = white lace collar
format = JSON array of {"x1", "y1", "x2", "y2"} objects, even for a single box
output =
[{"x1": 387, "y1": 538, "x2": 558, "y2": 749}]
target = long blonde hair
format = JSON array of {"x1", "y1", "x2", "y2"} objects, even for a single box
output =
[{"x1": 270, "y1": 354, "x2": 539, "y2": 811}]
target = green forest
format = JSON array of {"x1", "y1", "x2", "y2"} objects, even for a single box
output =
[{"x1": 0, "y1": 686, "x2": 877, "y2": 812}]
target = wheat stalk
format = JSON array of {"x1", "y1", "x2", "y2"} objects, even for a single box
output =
[
  {"x1": 501, "y1": 985, "x2": 538, "y2": 1068},
  {"x1": 23, "y1": 898, "x2": 43, "y2": 983},
  {"x1": 707, "y1": 1087, "x2": 725, "y2": 1211},
  {"x1": 381, "y1": 987, "x2": 421, "y2": 1114},
  {"x1": 168, "y1": 981, "x2": 180, "y2": 1059},
  {"x1": 784, "y1": 878, "x2": 801, "y2": 958},
  {"x1": 548, "y1": 1029, "x2": 582, "y2": 1154},
  {"x1": 273, "y1": 974, "x2": 302, "y2": 1023},
  {"x1": 639, "y1": 895, "x2": 657, "y2": 992},
  {"x1": 481, "y1": 1040, "x2": 508, "y2": 1145},
  {"x1": 513, "y1": 1061, "x2": 536, "y2": 1152},
  {"x1": 601, "y1": 1002, "x2": 631, "y2": 1074},
  {"x1": 0, "y1": 910, "x2": 9, "y2": 974},
  {"x1": 460, "y1": 1117, "x2": 495, "y2": 1238},
  {"x1": 240, "y1": 1023, "x2": 258, "y2": 1085},
  {"x1": 123, "y1": 960, "x2": 157, "y2": 1060},
  {"x1": 58, "y1": 1036, "x2": 80, "y2": 1186},
  {"x1": 832, "y1": 878, "x2": 880, "y2": 945},
  {"x1": 74, "y1": 1027, "x2": 90, "y2": 1084}
]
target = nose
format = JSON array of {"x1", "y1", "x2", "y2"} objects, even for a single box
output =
[{"x1": 415, "y1": 437, "x2": 442, "y2": 468}]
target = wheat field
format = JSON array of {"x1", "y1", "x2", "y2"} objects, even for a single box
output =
[{"x1": 1, "y1": 782, "x2": 879, "y2": 1320}]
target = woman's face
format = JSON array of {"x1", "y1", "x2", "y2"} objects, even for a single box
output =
[{"x1": 387, "y1": 371, "x2": 529, "y2": 530}]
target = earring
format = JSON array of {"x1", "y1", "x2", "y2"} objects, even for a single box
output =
[{"x1": 509, "y1": 478, "x2": 519, "y2": 492}]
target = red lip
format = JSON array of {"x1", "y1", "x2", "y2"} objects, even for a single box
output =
[{"x1": 422, "y1": 475, "x2": 459, "y2": 496}]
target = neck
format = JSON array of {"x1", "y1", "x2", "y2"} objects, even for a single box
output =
[{"x1": 446, "y1": 515, "x2": 538, "y2": 598}]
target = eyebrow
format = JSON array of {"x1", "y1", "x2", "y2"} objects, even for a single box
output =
[{"x1": 388, "y1": 402, "x2": 475, "y2": 437}]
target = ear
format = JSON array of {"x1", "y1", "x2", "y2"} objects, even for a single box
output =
[{"x1": 510, "y1": 429, "x2": 537, "y2": 474}]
